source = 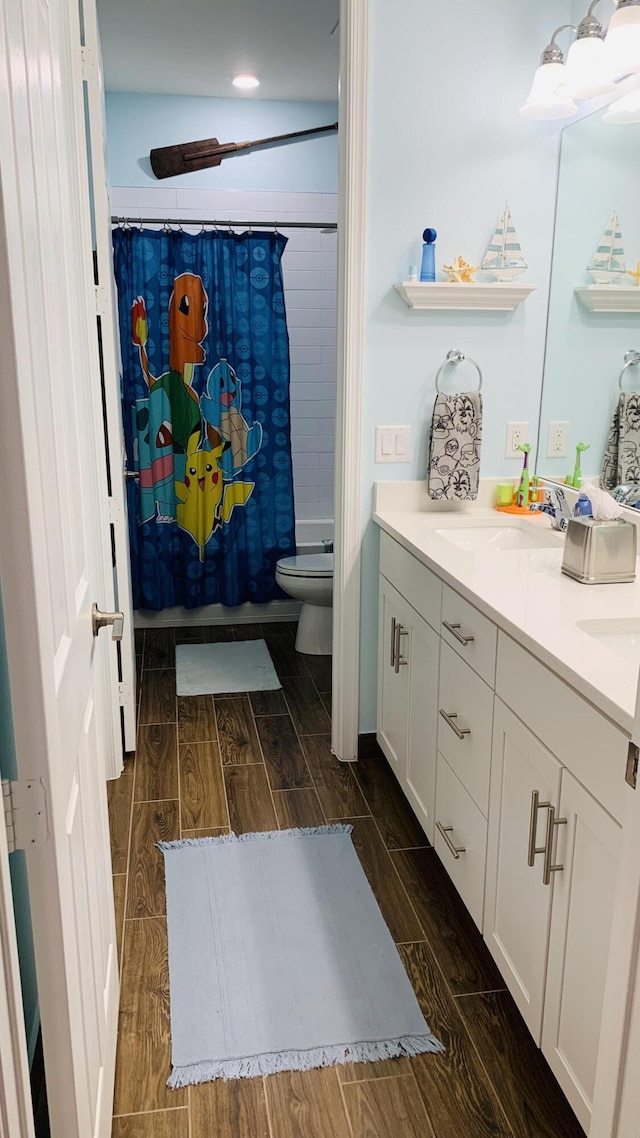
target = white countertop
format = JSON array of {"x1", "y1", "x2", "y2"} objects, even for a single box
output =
[{"x1": 373, "y1": 483, "x2": 640, "y2": 735}]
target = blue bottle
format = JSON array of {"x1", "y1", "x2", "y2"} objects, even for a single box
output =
[{"x1": 420, "y1": 228, "x2": 437, "y2": 282}]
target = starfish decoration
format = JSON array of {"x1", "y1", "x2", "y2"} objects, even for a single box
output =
[
  {"x1": 442, "y1": 256, "x2": 480, "y2": 283},
  {"x1": 628, "y1": 261, "x2": 640, "y2": 286}
]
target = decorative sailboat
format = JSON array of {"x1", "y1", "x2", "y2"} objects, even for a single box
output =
[
  {"x1": 587, "y1": 211, "x2": 627, "y2": 286},
  {"x1": 481, "y1": 204, "x2": 528, "y2": 283}
]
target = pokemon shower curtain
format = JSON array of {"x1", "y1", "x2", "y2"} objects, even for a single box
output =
[{"x1": 113, "y1": 227, "x2": 296, "y2": 610}]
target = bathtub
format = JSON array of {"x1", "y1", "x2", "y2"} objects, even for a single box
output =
[{"x1": 134, "y1": 518, "x2": 335, "y2": 630}]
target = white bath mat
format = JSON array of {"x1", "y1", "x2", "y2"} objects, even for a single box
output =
[{"x1": 175, "y1": 640, "x2": 280, "y2": 695}]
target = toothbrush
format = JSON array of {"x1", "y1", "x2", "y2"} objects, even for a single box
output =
[
  {"x1": 516, "y1": 443, "x2": 531, "y2": 508},
  {"x1": 570, "y1": 442, "x2": 590, "y2": 490}
]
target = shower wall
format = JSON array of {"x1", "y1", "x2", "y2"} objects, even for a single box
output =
[{"x1": 109, "y1": 186, "x2": 338, "y2": 523}]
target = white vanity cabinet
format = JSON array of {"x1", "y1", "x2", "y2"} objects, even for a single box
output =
[
  {"x1": 375, "y1": 528, "x2": 627, "y2": 1133},
  {"x1": 377, "y1": 574, "x2": 441, "y2": 841}
]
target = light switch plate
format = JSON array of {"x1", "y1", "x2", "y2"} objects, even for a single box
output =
[
  {"x1": 375, "y1": 426, "x2": 412, "y2": 463},
  {"x1": 547, "y1": 421, "x2": 569, "y2": 459}
]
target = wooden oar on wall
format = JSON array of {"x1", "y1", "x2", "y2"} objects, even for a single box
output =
[{"x1": 150, "y1": 122, "x2": 338, "y2": 180}]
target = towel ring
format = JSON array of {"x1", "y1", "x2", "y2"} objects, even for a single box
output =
[
  {"x1": 619, "y1": 349, "x2": 640, "y2": 391},
  {"x1": 435, "y1": 349, "x2": 483, "y2": 394}
]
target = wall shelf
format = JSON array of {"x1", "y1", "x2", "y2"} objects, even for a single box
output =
[
  {"x1": 394, "y1": 281, "x2": 537, "y2": 311},
  {"x1": 575, "y1": 286, "x2": 640, "y2": 313}
]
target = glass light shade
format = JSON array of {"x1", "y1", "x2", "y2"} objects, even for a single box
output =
[
  {"x1": 605, "y1": 6, "x2": 640, "y2": 76},
  {"x1": 560, "y1": 37, "x2": 616, "y2": 96},
  {"x1": 232, "y1": 74, "x2": 260, "y2": 89},
  {"x1": 603, "y1": 86, "x2": 640, "y2": 121},
  {"x1": 519, "y1": 62, "x2": 578, "y2": 119}
]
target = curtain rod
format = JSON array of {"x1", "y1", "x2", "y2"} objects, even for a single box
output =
[{"x1": 111, "y1": 216, "x2": 337, "y2": 231}]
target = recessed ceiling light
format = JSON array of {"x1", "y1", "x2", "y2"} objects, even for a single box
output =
[{"x1": 232, "y1": 74, "x2": 260, "y2": 90}]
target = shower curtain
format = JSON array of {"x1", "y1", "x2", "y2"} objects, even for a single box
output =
[{"x1": 113, "y1": 226, "x2": 296, "y2": 610}]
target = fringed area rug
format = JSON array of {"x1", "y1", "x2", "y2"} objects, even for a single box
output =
[
  {"x1": 175, "y1": 639, "x2": 280, "y2": 695},
  {"x1": 159, "y1": 826, "x2": 443, "y2": 1087}
]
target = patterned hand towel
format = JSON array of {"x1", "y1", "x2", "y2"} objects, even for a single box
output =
[
  {"x1": 602, "y1": 392, "x2": 640, "y2": 490},
  {"x1": 428, "y1": 391, "x2": 483, "y2": 501}
]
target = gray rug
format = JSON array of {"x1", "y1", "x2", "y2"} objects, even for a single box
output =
[
  {"x1": 160, "y1": 826, "x2": 443, "y2": 1086},
  {"x1": 175, "y1": 639, "x2": 280, "y2": 695}
]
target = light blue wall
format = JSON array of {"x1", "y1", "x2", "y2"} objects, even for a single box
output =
[
  {"x1": 0, "y1": 590, "x2": 39, "y2": 1062},
  {"x1": 358, "y1": 0, "x2": 571, "y2": 730},
  {"x1": 105, "y1": 92, "x2": 338, "y2": 193},
  {"x1": 539, "y1": 111, "x2": 640, "y2": 482}
]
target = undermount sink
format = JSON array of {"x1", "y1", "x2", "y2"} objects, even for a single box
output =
[
  {"x1": 575, "y1": 618, "x2": 640, "y2": 664},
  {"x1": 434, "y1": 519, "x2": 564, "y2": 553}
]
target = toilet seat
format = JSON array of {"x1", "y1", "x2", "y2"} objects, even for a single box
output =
[{"x1": 276, "y1": 553, "x2": 333, "y2": 578}]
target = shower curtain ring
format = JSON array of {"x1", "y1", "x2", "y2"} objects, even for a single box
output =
[
  {"x1": 274, "y1": 221, "x2": 279, "y2": 234},
  {"x1": 163, "y1": 219, "x2": 171, "y2": 233}
]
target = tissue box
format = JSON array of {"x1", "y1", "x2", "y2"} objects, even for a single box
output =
[{"x1": 562, "y1": 517, "x2": 637, "y2": 584}]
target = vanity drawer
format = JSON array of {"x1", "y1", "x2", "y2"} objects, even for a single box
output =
[
  {"x1": 437, "y1": 642, "x2": 493, "y2": 817},
  {"x1": 496, "y1": 632, "x2": 627, "y2": 823},
  {"x1": 379, "y1": 530, "x2": 442, "y2": 632},
  {"x1": 434, "y1": 753, "x2": 488, "y2": 930},
  {"x1": 441, "y1": 585, "x2": 498, "y2": 685}
]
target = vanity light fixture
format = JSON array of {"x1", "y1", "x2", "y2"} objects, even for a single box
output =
[
  {"x1": 602, "y1": 85, "x2": 640, "y2": 120},
  {"x1": 605, "y1": 0, "x2": 640, "y2": 76},
  {"x1": 232, "y1": 74, "x2": 260, "y2": 90},
  {"x1": 519, "y1": 25, "x2": 578, "y2": 119},
  {"x1": 561, "y1": 1, "x2": 617, "y2": 97}
]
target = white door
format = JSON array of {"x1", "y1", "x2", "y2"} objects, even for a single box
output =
[
  {"x1": 0, "y1": 0, "x2": 120, "y2": 1135},
  {"x1": 590, "y1": 734, "x2": 640, "y2": 1135},
  {"x1": 0, "y1": 814, "x2": 35, "y2": 1138},
  {"x1": 377, "y1": 578, "x2": 410, "y2": 776},
  {"x1": 542, "y1": 771, "x2": 621, "y2": 1132},
  {"x1": 81, "y1": 0, "x2": 137, "y2": 756},
  {"x1": 405, "y1": 609, "x2": 439, "y2": 843},
  {"x1": 484, "y1": 699, "x2": 562, "y2": 1041}
]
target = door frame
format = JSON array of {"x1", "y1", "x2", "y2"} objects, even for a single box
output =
[{"x1": 332, "y1": 0, "x2": 369, "y2": 763}]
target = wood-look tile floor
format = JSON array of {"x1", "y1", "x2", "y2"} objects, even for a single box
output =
[{"x1": 108, "y1": 623, "x2": 584, "y2": 1138}]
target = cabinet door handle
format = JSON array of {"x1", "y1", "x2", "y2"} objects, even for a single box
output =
[
  {"x1": 394, "y1": 624, "x2": 408, "y2": 673},
  {"x1": 436, "y1": 822, "x2": 466, "y2": 859},
  {"x1": 542, "y1": 805, "x2": 567, "y2": 886},
  {"x1": 438, "y1": 709, "x2": 471, "y2": 740},
  {"x1": 390, "y1": 617, "x2": 398, "y2": 668},
  {"x1": 527, "y1": 790, "x2": 551, "y2": 867},
  {"x1": 442, "y1": 620, "x2": 475, "y2": 646}
]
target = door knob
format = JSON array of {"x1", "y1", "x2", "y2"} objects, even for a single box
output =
[{"x1": 92, "y1": 604, "x2": 124, "y2": 641}]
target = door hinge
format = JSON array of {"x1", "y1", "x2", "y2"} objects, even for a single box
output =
[
  {"x1": 118, "y1": 681, "x2": 132, "y2": 707},
  {"x1": 80, "y1": 45, "x2": 98, "y2": 82},
  {"x1": 95, "y1": 284, "x2": 109, "y2": 317},
  {"x1": 2, "y1": 779, "x2": 48, "y2": 853},
  {"x1": 108, "y1": 497, "x2": 122, "y2": 524},
  {"x1": 626, "y1": 742, "x2": 639, "y2": 790}
]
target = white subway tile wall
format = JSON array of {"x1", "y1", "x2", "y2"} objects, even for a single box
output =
[{"x1": 111, "y1": 187, "x2": 337, "y2": 521}]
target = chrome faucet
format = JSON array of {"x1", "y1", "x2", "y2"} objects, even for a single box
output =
[{"x1": 530, "y1": 486, "x2": 571, "y2": 532}]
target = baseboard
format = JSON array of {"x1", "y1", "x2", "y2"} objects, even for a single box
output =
[
  {"x1": 358, "y1": 732, "x2": 384, "y2": 760},
  {"x1": 134, "y1": 600, "x2": 301, "y2": 629}
]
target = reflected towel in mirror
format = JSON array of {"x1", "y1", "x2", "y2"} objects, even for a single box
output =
[
  {"x1": 427, "y1": 391, "x2": 482, "y2": 501},
  {"x1": 602, "y1": 393, "x2": 640, "y2": 490}
]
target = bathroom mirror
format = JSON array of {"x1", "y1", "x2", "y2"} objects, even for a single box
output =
[{"x1": 537, "y1": 96, "x2": 640, "y2": 491}]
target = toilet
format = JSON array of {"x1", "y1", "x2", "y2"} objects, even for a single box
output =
[{"x1": 275, "y1": 553, "x2": 333, "y2": 655}]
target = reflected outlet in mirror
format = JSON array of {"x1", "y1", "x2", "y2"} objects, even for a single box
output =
[{"x1": 537, "y1": 90, "x2": 640, "y2": 491}]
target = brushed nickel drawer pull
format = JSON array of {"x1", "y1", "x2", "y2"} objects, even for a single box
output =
[
  {"x1": 442, "y1": 620, "x2": 475, "y2": 646},
  {"x1": 439, "y1": 709, "x2": 471, "y2": 740},
  {"x1": 527, "y1": 790, "x2": 551, "y2": 867},
  {"x1": 542, "y1": 805, "x2": 567, "y2": 886},
  {"x1": 395, "y1": 624, "x2": 408, "y2": 673},
  {"x1": 436, "y1": 822, "x2": 466, "y2": 859},
  {"x1": 390, "y1": 617, "x2": 398, "y2": 668}
]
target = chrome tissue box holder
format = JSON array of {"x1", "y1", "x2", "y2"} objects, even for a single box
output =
[{"x1": 562, "y1": 517, "x2": 637, "y2": 585}]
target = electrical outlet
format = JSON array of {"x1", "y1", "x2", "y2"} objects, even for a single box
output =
[
  {"x1": 547, "y1": 421, "x2": 569, "y2": 459},
  {"x1": 505, "y1": 422, "x2": 529, "y2": 459}
]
